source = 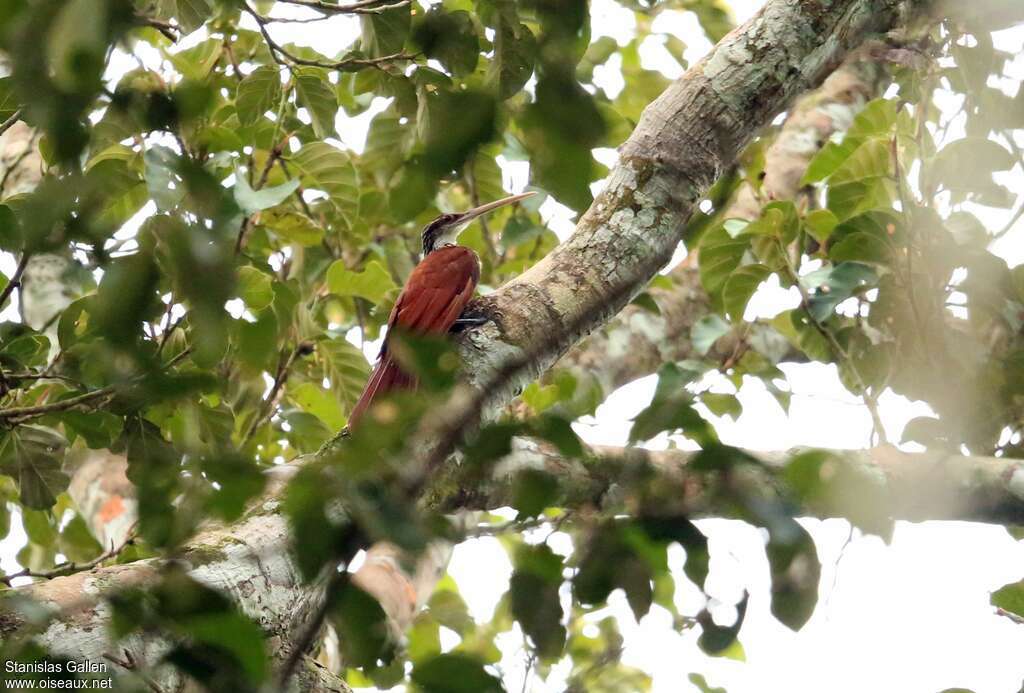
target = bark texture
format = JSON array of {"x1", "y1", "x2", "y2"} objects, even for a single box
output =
[
  {"x1": 1, "y1": 0, "x2": 921, "y2": 685},
  {"x1": 459, "y1": 0, "x2": 907, "y2": 412},
  {"x1": 437, "y1": 439, "x2": 1024, "y2": 527},
  {"x1": 553, "y1": 55, "x2": 884, "y2": 395}
]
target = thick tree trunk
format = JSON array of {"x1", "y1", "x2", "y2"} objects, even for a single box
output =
[
  {"x1": 1, "y1": 0, "x2": 926, "y2": 686},
  {"x1": 459, "y1": 0, "x2": 907, "y2": 410},
  {"x1": 553, "y1": 56, "x2": 884, "y2": 394}
]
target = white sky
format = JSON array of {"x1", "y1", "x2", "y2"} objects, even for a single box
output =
[{"x1": 2, "y1": 1, "x2": 1024, "y2": 692}]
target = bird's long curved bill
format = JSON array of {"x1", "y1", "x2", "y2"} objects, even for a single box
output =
[{"x1": 460, "y1": 191, "x2": 537, "y2": 222}]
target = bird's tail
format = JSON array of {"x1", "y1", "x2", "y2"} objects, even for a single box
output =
[{"x1": 348, "y1": 353, "x2": 415, "y2": 429}]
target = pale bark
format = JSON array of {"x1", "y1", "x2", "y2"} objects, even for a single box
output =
[
  {"x1": 457, "y1": 0, "x2": 907, "y2": 413},
  {"x1": 553, "y1": 56, "x2": 884, "y2": 395},
  {"x1": 438, "y1": 439, "x2": 1024, "y2": 527},
  {"x1": 1, "y1": 0, "x2": 924, "y2": 685}
]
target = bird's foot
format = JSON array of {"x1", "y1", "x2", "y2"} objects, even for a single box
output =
[{"x1": 450, "y1": 311, "x2": 491, "y2": 333}]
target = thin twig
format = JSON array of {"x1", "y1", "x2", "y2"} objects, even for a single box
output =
[
  {"x1": 0, "y1": 109, "x2": 23, "y2": 138},
  {"x1": 993, "y1": 200, "x2": 1024, "y2": 241},
  {"x1": 103, "y1": 650, "x2": 163, "y2": 693},
  {"x1": 1, "y1": 527, "x2": 137, "y2": 586},
  {"x1": 240, "y1": 345, "x2": 304, "y2": 445},
  {"x1": 134, "y1": 14, "x2": 180, "y2": 43},
  {"x1": 0, "y1": 371, "x2": 86, "y2": 389},
  {"x1": 276, "y1": 526, "x2": 366, "y2": 688},
  {"x1": 996, "y1": 607, "x2": 1024, "y2": 627},
  {"x1": 274, "y1": 0, "x2": 411, "y2": 15},
  {"x1": 0, "y1": 252, "x2": 30, "y2": 313},
  {"x1": 244, "y1": 4, "x2": 415, "y2": 72},
  {"x1": 0, "y1": 349, "x2": 191, "y2": 424},
  {"x1": 776, "y1": 239, "x2": 888, "y2": 443},
  {"x1": 466, "y1": 516, "x2": 549, "y2": 537},
  {"x1": 235, "y1": 83, "x2": 293, "y2": 254},
  {"x1": 0, "y1": 384, "x2": 117, "y2": 423}
]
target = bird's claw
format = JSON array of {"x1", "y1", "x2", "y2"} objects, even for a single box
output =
[{"x1": 450, "y1": 311, "x2": 490, "y2": 333}]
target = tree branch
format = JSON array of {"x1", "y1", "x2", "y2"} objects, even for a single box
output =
[
  {"x1": 0, "y1": 110, "x2": 23, "y2": 138},
  {"x1": 554, "y1": 55, "x2": 886, "y2": 395},
  {"x1": 244, "y1": 3, "x2": 416, "y2": 72},
  {"x1": 0, "y1": 349, "x2": 191, "y2": 424},
  {"x1": 273, "y1": 0, "x2": 410, "y2": 15},
  {"x1": 431, "y1": 440, "x2": 1024, "y2": 528},
  {"x1": 0, "y1": 251, "x2": 29, "y2": 313},
  {"x1": 0, "y1": 0, "x2": 921, "y2": 681},
  {"x1": 453, "y1": 0, "x2": 908, "y2": 424},
  {"x1": 1, "y1": 528, "x2": 137, "y2": 587}
]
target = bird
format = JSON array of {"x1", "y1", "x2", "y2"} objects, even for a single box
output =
[{"x1": 348, "y1": 191, "x2": 536, "y2": 428}]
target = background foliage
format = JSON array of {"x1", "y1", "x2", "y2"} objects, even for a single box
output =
[{"x1": 0, "y1": 0, "x2": 1023, "y2": 691}]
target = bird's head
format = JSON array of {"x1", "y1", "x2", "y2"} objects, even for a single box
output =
[{"x1": 422, "y1": 191, "x2": 536, "y2": 256}]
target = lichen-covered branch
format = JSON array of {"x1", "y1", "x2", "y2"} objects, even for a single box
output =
[
  {"x1": 554, "y1": 55, "x2": 885, "y2": 394},
  {"x1": 1, "y1": 0, "x2": 918, "y2": 683},
  {"x1": 435, "y1": 439, "x2": 1024, "y2": 527}
]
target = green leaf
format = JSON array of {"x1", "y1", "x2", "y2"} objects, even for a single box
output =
[
  {"x1": 0, "y1": 426, "x2": 69, "y2": 509},
  {"x1": 827, "y1": 176, "x2": 895, "y2": 220},
  {"x1": 803, "y1": 137, "x2": 863, "y2": 185},
  {"x1": 830, "y1": 137, "x2": 892, "y2": 186},
  {"x1": 991, "y1": 579, "x2": 1024, "y2": 619},
  {"x1": 0, "y1": 77, "x2": 20, "y2": 122},
  {"x1": 930, "y1": 137, "x2": 1016, "y2": 194},
  {"x1": 805, "y1": 209, "x2": 839, "y2": 245},
  {"x1": 259, "y1": 209, "x2": 324, "y2": 246},
  {"x1": 698, "y1": 593, "x2": 748, "y2": 655},
  {"x1": 804, "y1": 262, "x2": 877, "y2": 321},
  {"x1": 412, "y1": 654, "x2": 503, "y2": 693},
  {"x1": 361, "y1": 4, "x2": 411, "y2": 56},
  {"x1": 421, "y1": 89, "x2": 498, "y2": 175},
  {"x1": 847, "y1": 99, "x2": 900, "y2": 138},
  {"x1": 327, "y1": 259, "x2": 397, "y2": 304},
  {"x1": 235, "y1": 65, "x2": 282, "y2": 128},
  {"x1": 722, "y1": 264, "x2": 771, "y2": 322},
  {"x1": 412, "y1": 9, "x2": 480, "y2": 77},
  {"x1": 236, "y1": 311, "x2": 279, "y2": 372},
  {"x1": 317, "y1": 337, "x2": 372, "y2": 415},
  {"x1": 510, "y1": 544, "x2": 566, "y2": 658},
  {"x1": 691, "y1": 315, "x2": 731, "y2": 356},
  {"x1": 154, "y1": 567, "x2": 268, "y2": 684},
  {"x1": 702, "y1": 392, "x2": 741, "y2": 419},
  {"x1": 123, "y1": 416, "x2": 181, "y2": 547},
  {"x1": 176, "y1": 0, "x2": 214, "y2": 33},
  {"x1": 489, "y1": 19, "x2": 536, "y2": 99},
  {"x1": 0, "y1": 203, "x2": 22, "y2": 251},
  {"x1": 60, "y1": 410, "x2": 124, "y2": 450},
  {"x1": 237, "y1": 266, "x2": 274, "y2": 312},
  {"x1": 829, "y1": 232, "x2": 893, "y2": 267},
  {"x1": 291, "y1": 142, "x2": 360, "y2": 217},
  {"x1": 232, "y1": 172, "x2": 299, "y2": 215},
  {"x1": 629, "y1": 364, "x2": 716, "y2": 446},
  {"x1": 167, "y1": 38, "x2": 222, "y2": 81},
  {"x1": 363, "y1": 114, "x2": 407, "y2": 178},
  {"x1": 689, "y1": 674, "x2": 728, "y2": 693},
  {"x1": 328, "y1": 577, "x2": 394, "y2": 668},
  {"x1": 295, "y1": 68, "x2": 338, "y2": 139},
  {"x1": 290, "y1": 381, "x2": 346, "y2": 430},
  {"x1": 699, "y1": 224, "x2": 750, "y2": 301},
  {"x1": 510, "y1": 469, "x2": 559, "y2": 519},
  {"x1": 765, "y1": 519, "x2": 820, "y2": 630},
  {"x1": 388, "y1": 158, "x2": 437, "y2": 222},
  {"x1": 517, "y1": 72, "x2": 603, "y2": 211},
  {"x1": 144, "y1": 145, "x2": 185, "y2": 211}
]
